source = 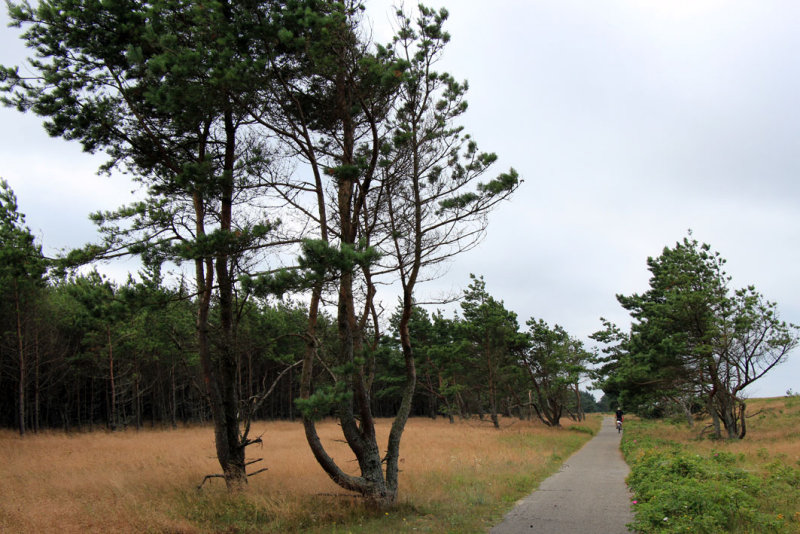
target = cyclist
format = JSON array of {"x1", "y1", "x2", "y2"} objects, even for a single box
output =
[{"x1": 615, "y1": 408, "x2": 623, "y2": 433}]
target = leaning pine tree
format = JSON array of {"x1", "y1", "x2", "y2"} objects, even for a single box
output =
[
  {"x1": 246, "y1": 2, "x2": 518, "y2": 505},
  {"x1": 596, "y1": 235, "x2": 799, "y2": 439}
]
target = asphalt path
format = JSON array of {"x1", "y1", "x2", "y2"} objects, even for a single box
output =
[{"x1": 490, "y1": 417, "x2": 634, "y2": 533}]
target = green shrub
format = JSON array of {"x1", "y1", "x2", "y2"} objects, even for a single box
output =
[{"x1": 622, "y1": 423, "x2": 788, "y2": 533}]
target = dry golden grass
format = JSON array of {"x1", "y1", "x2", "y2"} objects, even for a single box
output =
[
  {"x1": 637, "y1": 397, "x2": 800, "y2": 467},
  {"x1": 0, "y1": 415, "x2": 599, "y2": 533}
]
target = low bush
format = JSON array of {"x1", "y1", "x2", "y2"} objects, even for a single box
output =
[{"x1": 622, "y1": 419, "x2": 799, "y2": 533}]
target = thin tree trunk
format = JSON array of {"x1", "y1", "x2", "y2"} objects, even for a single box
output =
[
  {"x1": 34, "y1": 327, "x2": 40, "y2": 433},
  {"x1": 574, "y1": 384, "x2": 584, "y2": 422},
  {"x1": 107, "y1": 326, "x2": 116, "y2": 431},
  {"x1": 288, "y1": 365, "x2": 294, "y2": 422},
  {"x1": 14, "y1": 281, "x2": 25, "y2": 437},
  {"x1": 134, "y1": 356, "x2": 142, "y2": 431},
  {"x1": 171, "y1": 364, "x2": 178, "y2": 430},
  {"x1": 74, "y1": 382, "x2": 80, "y2": 432},
  {"x1": 487, "y1": 352, "x2": 499, "y2": 429},
  {"x1": 738, "y1": 401, "x2": 747, "y2": 439},
  {"x1": 90, "y1": 377, "x2": 95, "y2": 432},
  {"x1": 708, "y1": 394, "x2": 721, "y2": 439},
  {"x1": 528, "y1": 390, "x2": 534, "y2": 421},
  {"x1": 456, "y1": 390, "x2": 466, "y2": 419},
  {"x1": 247, "y1": 351, "x2": 253, "y2": 408},
  {"x1": 384, "y1": 286, "x2": 419, "y2": 503},
  {"x1": 678, "y1": 397, "x2": 694, "y2": 428}
]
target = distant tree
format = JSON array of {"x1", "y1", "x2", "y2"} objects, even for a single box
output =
[
  {"x1": 408, "y1": 309, "x2": 468, "y2": 422},
  {"x1": 428, "y1": 310, "x2": 472, "y2": 420},
  {"x1": 64, "y1": 270, "x2": 131, "y2": 430},
  {"x1": 596, "y1": 393, "x2": 617, "y2": 413},
  {"x1": 522, "y1": 318, "x2": 589, "y2": 427},
  {"x1": 0, "y1": 179, "x2": 47, "y2": 436},
  {"x1": 596, "y1": 235, "x2": 799, "y2": 438},
  {"x1": 115, "y1": 264, "x2": 196, "y2": 430},
  {"x1": 577, "y1": 391, "x2": 600, "y2": 414},
  {"x1": 459, "y1": 274, "x2": 521, "y2": 429}
]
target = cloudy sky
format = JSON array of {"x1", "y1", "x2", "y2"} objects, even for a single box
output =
[{"x1": 2, "y1": 1, "x2": 799, "y2": 397}]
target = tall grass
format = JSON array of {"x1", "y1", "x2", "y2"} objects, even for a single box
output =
[
  {"x1": 622, "y1": 397, "x2": 800, "y2": 533},
  {"x1": 0, "y1": 415, "x2": 600, "y2": 533}
]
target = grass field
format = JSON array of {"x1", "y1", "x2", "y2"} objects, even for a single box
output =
[
  {"x1": 0, "y1": 415, "x2": 600, "y2": 533},
  {"x1": 622, "y1": 397, "x2": 800, "y2": 533}
]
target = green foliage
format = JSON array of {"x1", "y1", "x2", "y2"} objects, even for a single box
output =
[
  {"x1": 0, "y1": 179, "x2": 47, "y2": 433},
  {"x1": 0, "y1": 179, "x2": 46, "y2": 288},
  {"x1": 622, "y1": 421, "x2": 793, "y2": 533},
  {"x1": 1, "y1": 0, "x2": 283, "y2": 273},
  {"x1": 459, "y1": 274, "x2": 524, "y2": 425},
  {"x1": 594, "y1": 233, "x2": 799, "y2": 438},
  {"x1": 523, "y1": 317, "x2": 590, "y2": 426},
  {"x1": 369, "y1": 274, "x2": 594, "y2": 425},
  {"x1": 382, "y1": 3, "x2": 519, "y2": 280},
  {"x1": 295, "y1": 384, "x2": 353, "y2": 421},
  {"x1": 298, "y1": 239, "x2": 381, "y2": 278},
  {"x1": 576, "y1": 390, "x2": 600, "y2": 413}
]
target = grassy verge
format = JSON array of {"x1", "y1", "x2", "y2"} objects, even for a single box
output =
[
  {"x1": 0, "y1": 415, "x2": 600, "y2": 533},
  {"x1": 622, "y1": 397, "x2": 800, "y2": 533}
]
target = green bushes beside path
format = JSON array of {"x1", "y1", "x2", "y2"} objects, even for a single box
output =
[{"x1": 622, "y1": 419, "x2": 800, "y2": 533}]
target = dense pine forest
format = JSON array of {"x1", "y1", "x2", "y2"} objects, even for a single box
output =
[{"x1": 0, "y1": 226, "x2": 598, "y2": 434}]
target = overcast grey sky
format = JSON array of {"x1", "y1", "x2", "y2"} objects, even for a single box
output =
[{"x1": 2, "y1": 1, "x2": 799, "y2": 398}]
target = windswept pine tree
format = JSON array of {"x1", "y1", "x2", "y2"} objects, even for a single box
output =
[{"x1": 594, "y1": 235, "x2": 799, "y2": 438}]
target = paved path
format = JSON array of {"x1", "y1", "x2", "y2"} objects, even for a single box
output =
[{"x1": 490, "y1": 417, "x2": 634, "y2": 534}]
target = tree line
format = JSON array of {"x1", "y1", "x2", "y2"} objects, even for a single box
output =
[{"x1": 0, "y1": 197, "x2": 599, "y2": 435}]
